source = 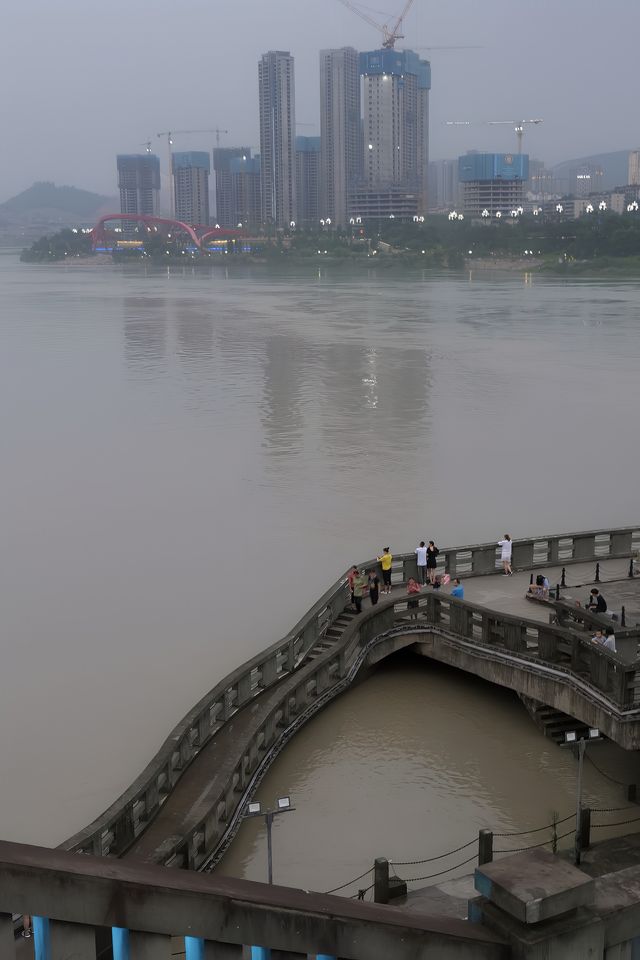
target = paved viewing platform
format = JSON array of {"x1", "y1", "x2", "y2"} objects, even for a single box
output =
[{"x1": 5, "y1": 527, "x2": 640, "y2": 959}]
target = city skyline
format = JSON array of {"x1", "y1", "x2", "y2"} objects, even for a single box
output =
[{"x1": 2, "y1": 0, "x2": 640, "y2": 202}]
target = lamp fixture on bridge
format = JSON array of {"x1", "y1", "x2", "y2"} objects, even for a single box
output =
[
  {"x1": 562, "y1": 728, "x2": 601, "y2": 865},
  {"x1": 244, "y1": 797, "x2": 295, "y2": 884}
]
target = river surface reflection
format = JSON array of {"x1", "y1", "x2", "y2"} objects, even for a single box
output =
[{"x1": 0, "y1": 255, "x2": 639, "y2": 849}]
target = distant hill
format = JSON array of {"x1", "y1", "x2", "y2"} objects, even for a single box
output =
[{"x1": 0, "y1": 182, "x2": 114, "y2": 221}]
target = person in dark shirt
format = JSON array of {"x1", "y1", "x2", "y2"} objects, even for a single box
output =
[
  {"x1": 368, "y1": 569, "x2": 380, "y2": 606},
  {"x1": 586, "y1": 588, "x2": 607, "y2": 614}
]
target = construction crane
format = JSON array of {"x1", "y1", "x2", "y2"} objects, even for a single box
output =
[
  {"x1": 410, "y1": 45, "x2": 484, "y2": 52},
  {"x1": 446, "y1": 118, "x2": 543, "y2": 154},
  {"x1": 156, "y1": 128, "x2": 229, "y2": 216},
  {"x1": 336, "y1": 0, "x2": 416, "y2": 49}
]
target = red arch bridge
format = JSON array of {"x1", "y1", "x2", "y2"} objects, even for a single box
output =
[{"x1": 91, "y1": 214, "x2": 244, "y2": 252}]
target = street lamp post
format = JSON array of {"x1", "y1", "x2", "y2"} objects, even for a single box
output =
[
  {"x1": 563, "y1": 728, "x2": 600, "y2": 864},
  {"x1": 244, "y1": 797, "x2": 295, "y2": 884}
]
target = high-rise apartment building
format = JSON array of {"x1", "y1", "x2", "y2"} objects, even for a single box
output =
[
  {"x1": 319, "y1": 47, "x2": 361, "y2": 226},
  {"x1": 427, "y1": 159, "x2": 458, "y2": 212},
  {"x1": 117, "y1": 154, "x2": 161, "y2": 217},
  {"x1": 229, "y1": 153, "x2": 262, "y2": 227},
  {"x1": 357, "y1": 49, "x2": 431, "y2": 218},
  {"x1": 295, "y1": 136, "x2": 321, "y2": 226},
  {"x1": 629, "y1": 150, "x2": 640, "y2": 186},
  {"x1": 259, "y1": 50, "x2": 297, "y2": 227},
  {"x1": 213, "y1": 147, "x2": 252, "y2": 227},
  {"x1": 172, "y1": 151, "x2": 210, "y2": 225}
]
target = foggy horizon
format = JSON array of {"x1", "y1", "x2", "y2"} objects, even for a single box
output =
[{"x1": 2, "y1": 0, "x2": 639, "y2": 203}]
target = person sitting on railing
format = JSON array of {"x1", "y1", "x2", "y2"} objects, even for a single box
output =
[
  {"x1": 586, "y1": 588, "x2": 607, "y2": 615},
  {"x1": 527, "y1": 574, "x2": 550, "y2": 600}
]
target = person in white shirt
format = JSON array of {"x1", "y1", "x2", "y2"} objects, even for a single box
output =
[
  {"x1": 415, "y1": 540, "x2": 428, "y2": 585},
  {"x1": 498, "y1": 534, "x2": 513, "y2": 576},
  {"x1": 603, "y1": 627, "x2": 617, "y2": 653}
]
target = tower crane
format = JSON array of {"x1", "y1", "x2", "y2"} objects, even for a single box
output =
[
  {"x1": 156, "y1": 128, "x2": 230, "y2": 216},
  {"x1": 335, "y1": 0, "x2": 416, "y2": 49},
  {"x1": 446, "y1": 118, "x2": 543, "y2": 154}
]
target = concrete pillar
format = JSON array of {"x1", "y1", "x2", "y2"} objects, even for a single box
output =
[
  {"x1": 573, "y1": 535, "x2": 596, "y2": 561},
  {"x1": 403, "y1": 556, "x2": 418, "y2": 582},
  {"x1": 611, "y1": 530, "x2": 633, "y2": 558},
  {"x1": 316, "y1": 664, "x2": 330, "y2": 695},
  {"x1": 512, "y1": 541, "x2": 534, "y2": 570},
  {"x1": 261, "y1": 657, "x2": 278, "y2": 688},
  {"x1": 237, "y1": 674, "x2": 252, "y2": 706},
  {"x1": 374, "y1": 858, "x2": 389, "y2": 904},
  {"x1": 473, "y1": 546, "x2": 497, "y2": 575},
  {"x1": 478, "y1": 830, "x2": 493, "y2": 865}
]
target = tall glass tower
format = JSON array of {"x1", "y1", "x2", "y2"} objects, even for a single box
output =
[{"x1": 258, "y1": 50, "x2": 297, "y2": 228}]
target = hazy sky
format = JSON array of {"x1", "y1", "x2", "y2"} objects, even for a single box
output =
[{"x1": 1, "y1": 0, "x2": 639, "y2": 201}]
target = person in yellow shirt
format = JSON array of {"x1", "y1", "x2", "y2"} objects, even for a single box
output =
[{"x1": 377, "y1": 547, "x2": 393, "y2": 595}]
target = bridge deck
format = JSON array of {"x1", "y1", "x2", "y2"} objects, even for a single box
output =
[
  {"x1": 124, "y1": 560, "x2": 640, "y2": 868},
  {"x1": 460, "y1": 557, "x2": 640, "y2": 625}
]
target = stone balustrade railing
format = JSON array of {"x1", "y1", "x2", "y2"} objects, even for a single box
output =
[
  {"x1": 62, "y1": 526, "x2": 640, "y2": 866},
  {"x1": 0, "y1": 840, "x2": 509, "y2": 960}
]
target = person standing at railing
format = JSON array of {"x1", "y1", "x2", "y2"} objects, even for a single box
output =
[
  {"x1": 352, "y1": 569, "x2": 367, "y2": 614},
  {"x1": 426, "y1": 540, "x2": 439, "y2": 585},
  {"x1": 415, "y1": 540, "x2": 428, "y2": 585},
  {"x1": 347, "y1": 565, "x2": 359, "y2": 608},
  {"x1": 498, "y1": 535, "x2": 513, "y2": 576},
  {"x1": 377, "y1": 547, "x2": 393, "y2": 595},
  {"x1": 603, "y1": 627, "x2": 617, "y2": 652},
  {"x1": 368, "y1": 569, "x2": 380, "y2": 606}
]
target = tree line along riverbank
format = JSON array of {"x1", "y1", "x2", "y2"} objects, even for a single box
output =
[{"x1": 19, "y1": 213, "x2": 640, "y2": 274}]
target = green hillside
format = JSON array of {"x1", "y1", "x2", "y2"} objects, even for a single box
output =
[{"x1": 1, "y1": 182, "x2": 112, "y2": 219}]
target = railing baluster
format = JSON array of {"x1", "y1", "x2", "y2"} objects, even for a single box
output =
[
  {"x1": 112, "y1": 927, "x2": 130, "y2": 960},
  {"x1": 185, "y1": 936, "x2": 205, "y2": 960},
  {"x1": 34, "y1": 917, "x2": 51, "y2": 960}
]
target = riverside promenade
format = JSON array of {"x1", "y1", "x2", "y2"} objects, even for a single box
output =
[{"x1": 58, "y1": 526, "x2": 640, "y2": 877}]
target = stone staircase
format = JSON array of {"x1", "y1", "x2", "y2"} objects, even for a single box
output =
[
  {"x1": 304, "y1": 610, "x2": 359, "y2": 662},
  {"x1": 519, "y1": 694, "x2": 593, "y2": 744}
]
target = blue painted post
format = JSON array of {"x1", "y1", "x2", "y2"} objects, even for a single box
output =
[
  {"x1": 185, "y1": 937, "x2": 205, "y2": 960},
  {"x1": 250, "y1": 949, "x2": 271, "y2": 960},
  {"x1": 112, "y1": 927, "x2": 130, "y2": 960},
  {"x1": 316, "y1": 955, "x2": 338, "y2": 960},
  {"x1": 33, "y1": 917, "x2": 50, "y2": 960}
]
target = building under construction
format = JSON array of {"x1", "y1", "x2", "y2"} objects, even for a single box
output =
[{"x1": 458, "y1": 152, "x2": 529, "y2": 217}]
